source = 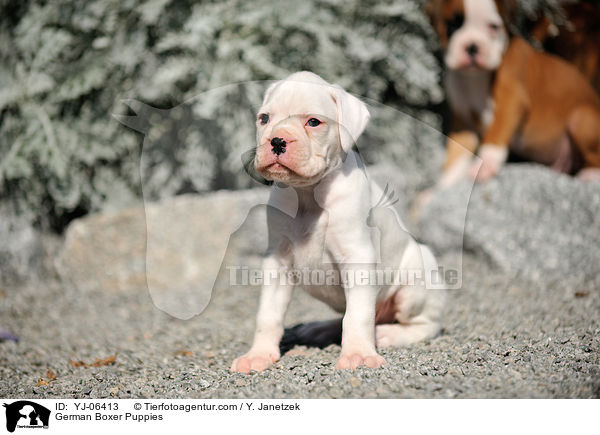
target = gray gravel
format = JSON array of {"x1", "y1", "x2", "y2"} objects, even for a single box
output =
[{"x1": 1, "y1": 251, "x2": 598, "y2": 399}]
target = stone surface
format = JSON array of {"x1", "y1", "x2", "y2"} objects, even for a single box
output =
[
  {"x1": 419, "y1": 164, "x2": 600, "y2": 289},
  {"x1": 56, "y1": 188, "x2": 269, "y2": 318},
  {"x1": 56, "y1": 206, "x2": 147, "y2": 293},
  {"x1": 56, "y1": 162, "x2": 600, "y2": 307}
]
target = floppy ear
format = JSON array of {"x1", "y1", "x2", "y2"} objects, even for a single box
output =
[
  {"x1": 424, "y1": 0, "x2": 448, "y2": 46},
  {"x1": 495, "y1": 0, "x2": 519, "y2": 34},
  {"x1": 330, "y1": 85, "x2": 370, "y2": 152},
  {"x1": 424, "y1": 0, "x2": 439, "y2": 22}
]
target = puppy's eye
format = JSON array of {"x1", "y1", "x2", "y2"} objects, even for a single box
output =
[
  {"x1": 258, "y1": 113, "x2": 269, "y2": 125},
  {"x1": 489, "y1": 23, "x2": 501, "y2": 32},
  {"x1": 306, "y1": 118, "x2": 321, "y2": 127},
  {"x1": 445, "y1": 13, "x2": 464, "y2": 38}
]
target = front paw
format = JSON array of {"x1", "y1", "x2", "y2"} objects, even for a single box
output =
[
  {"x1": 469, "y1": 145, "x2": 508, "y2": 182},
  {"x1": 230, "y1": 349, "x2": 280, "y2": 374},
  {"x1": 336, "y1": 352, "x2": 386, "y2": 370},
  {"x1": 469, "y1": 159, "x2": 499, "y2": 182}
]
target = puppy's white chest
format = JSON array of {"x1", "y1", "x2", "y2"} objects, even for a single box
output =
[
  {"x1": 481, "y1": 97, "x2": 495, "y2": 129},
  {"x1": 285, "y1": 211, "x2": 348, "y2": 312},
  {"x1": 445, "y1": 70, "x2": 494, "y2": 130},
  {"x1": 288, "y1": 212, "x2": 330, "y2": 266}
]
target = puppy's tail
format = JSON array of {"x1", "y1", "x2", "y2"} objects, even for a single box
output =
[{"x1": 279, "y1": 318, "x2": 342, "y2": 354}]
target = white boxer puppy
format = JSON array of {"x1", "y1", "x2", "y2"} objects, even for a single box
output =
[{"x1": 231, "y1": 71, "x2": 445, "y2": 373}]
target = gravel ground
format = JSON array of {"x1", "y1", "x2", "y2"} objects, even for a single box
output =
[{"x1": 0, "y1": 252, "x2": 598, "y2": 399}]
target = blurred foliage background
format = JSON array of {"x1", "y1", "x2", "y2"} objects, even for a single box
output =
[{"x1": 0, "y1": 0, "x2": 564, "y2": 235}]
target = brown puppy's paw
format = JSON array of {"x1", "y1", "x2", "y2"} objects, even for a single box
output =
[
  {"x1": 469, "y1": 157, "x2": 499, "y2": 182},
  {"x1": 230, "y1": 350, "x2": 279, "y2": 374},
  {"x1": 336, "y1": 352, "x2": 385, "y2": 370},
  {"x1": 470, "y1": 145, "x2": 507, "y2": 182}
]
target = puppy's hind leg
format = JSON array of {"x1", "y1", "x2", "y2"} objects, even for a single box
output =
[
  {"x1": 376, "y1": 320, "x2": 442, "y2": 348},
  {"x1": 569, "y1": 104, "x2": 600, "y2": 173},
  {"x1": 375, "y1": 287, "x2": 444, "y2": 348},
  {"x1": 376, "y1": 241, "x2": 445, "y2": 348}
]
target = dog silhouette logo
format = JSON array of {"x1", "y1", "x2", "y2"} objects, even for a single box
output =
[{"x1": 3, "y1": 401, "x2": 50, "y2": 432}]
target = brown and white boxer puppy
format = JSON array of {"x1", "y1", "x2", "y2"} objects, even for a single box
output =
[
  {"x1": 426, "y1": 0, "x2": 600, "y2": 184},
  {"x1": 230, "y1": 72, "x2": 445, "y2": 373}
]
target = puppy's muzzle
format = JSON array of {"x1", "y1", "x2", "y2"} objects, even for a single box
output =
[{"x1": 270, "y1": 137, "x2": 287, "y2": 156}]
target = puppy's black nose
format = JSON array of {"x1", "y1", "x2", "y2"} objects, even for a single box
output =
[
  {"x1": 270, "y1": 137, "x2": 287, "y2": 155},
  {"x1": 466, "y1": 43, "x2": 478, "y2": 57}
]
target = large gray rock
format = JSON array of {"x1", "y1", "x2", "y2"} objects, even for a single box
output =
[
  {"x1": 419, "y1": 165, "x2": 600, "y2": 288},
  {"x1": 57, "y1": 188, "x2": 270, "y2": 318}
]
